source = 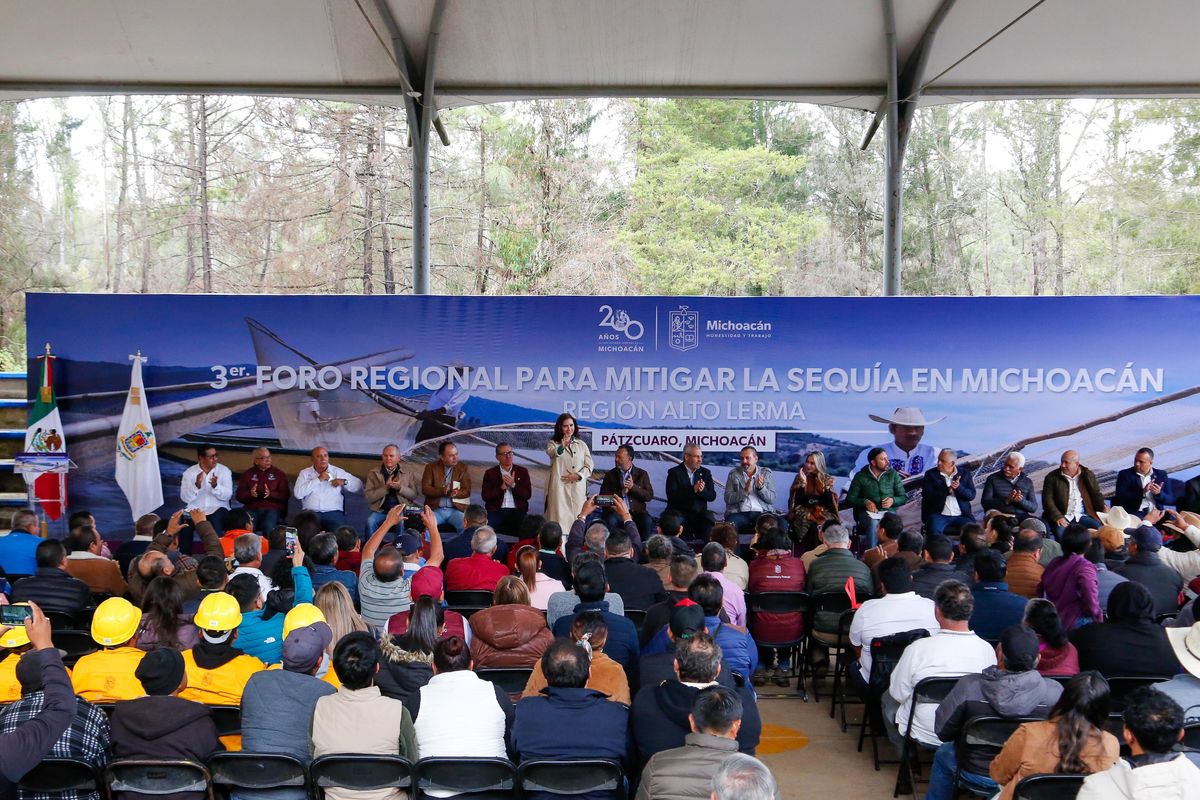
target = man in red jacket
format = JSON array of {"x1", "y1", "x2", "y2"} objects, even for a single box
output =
[
  {"x1": 480, "y1": 442, "x2": 532, "y2": 538},
  {"x1": 235, "y1": 447, "x2": 291, "y2": 534}
]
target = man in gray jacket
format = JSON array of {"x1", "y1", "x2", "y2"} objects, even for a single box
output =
[
  {"x1": 723, "y1": 447, "x2": 777, "y2": 537},
  {"x1": 636, "y1": 686, "x2": 744, "y2": 800},
  {"x1": 924, "y1": 625, "x2": 1064, "y2": 800},
  {"x1": 238, "y1": 622, "x2": 337, "y2": 800}
]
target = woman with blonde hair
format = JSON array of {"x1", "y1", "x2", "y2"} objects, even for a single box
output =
[
  {"x1": 469, "y1": 575, "x2": 552, "y2": 669},
  {"x1": 544, "y1": 412, "x2": 593, "y2": 529},
  {"x1": 516, "y1": 545, "x2": 565, "y2": 611},
  {"x1": 787, "y1": 450, "x2": 838, "y2": 551},
  {"x1": 313, "y1": 581, "x2": 368, "y2": 647}
]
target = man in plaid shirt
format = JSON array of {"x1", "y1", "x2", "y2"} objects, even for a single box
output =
[{"x1": 0, "y1": 655, "x2": 109, "y2": 800}]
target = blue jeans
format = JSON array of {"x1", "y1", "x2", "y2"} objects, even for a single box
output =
[
  {"x1": 927, "y1": 742, "x2": 997, "y2": 800},
  {"x1": 247, "y1": 508, "x2": 280, "y2": 535},
  {"x1": 856, "y1": 513, "x2": 880, "y2": 550},
  {"x1": 317, "y1": 510, "x2": 347, "y2": 532},
  {"x1": 930, "y1": 513, "x2": 976, "y2": 536},
  {"x1": 726, "y1": 511, "x2": 763, "y2": 538},
  {"x1": 1053, "y1": 514, "x2": 1100, "y2": 540},
  {"x1": 433, "y1": 507, "x2": 464, "y2": 534}
]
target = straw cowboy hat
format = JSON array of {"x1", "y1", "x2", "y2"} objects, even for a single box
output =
[
  {"x1": 1167, "y1": 621, "x2": 1200, "y2": 679},
  {"x1": 868, "y1": 407, "x2": 946, "y2": 426},
  {"x1": 1097, "y1": 507, "x2": 1140, "y2": 531},
  {"x1": 1163, "y1": 510, "x2": 1200, "y2": 537}
]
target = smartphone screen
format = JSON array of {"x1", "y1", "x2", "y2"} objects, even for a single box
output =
[
  {"x1": 284, "y1": 530, "x2": 298, "y2": 557},
  {"x1": 0, "y1": 605, "x2": 32, "y2": 626}
]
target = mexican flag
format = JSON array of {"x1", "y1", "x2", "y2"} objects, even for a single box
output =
[{"x1": 25, "y1": 350, "x2": 66, "y2": 520}]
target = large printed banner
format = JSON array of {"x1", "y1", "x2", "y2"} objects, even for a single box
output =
[{"x1": 26, "y1": 293, "x2": 1200, "y2": 534}]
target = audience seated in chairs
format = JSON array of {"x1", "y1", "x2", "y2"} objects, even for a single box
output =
[
  {"x1": 1084, "y1": 538, "x2": 1128, "y2": 612},
  {"x1": 109, "y1": 647, "x2": 223, "y2": 775},
  {"x1": 525, "y1": 612, "x2": 630, "y2": 706},
  {"x1": 1153, "y1": 618, "x2": 1200, "y2": 768},
  {"x1": 631, "y1": 632, "x2": 762, "y2": 768},
  {"x1": 700, "y1": 543, "x2": 746, "y2": 628},
  {"x1": 643, "y1": 575, "x2": 758, "y2": 684},
  {"x1": 469, "y1": 576, "x2": 553, "y2": 670},
  {"x1": 863, "y1": 513, "x2": 905, "y2": 572},
  {"x1": 179, "y1": 592, "x2": 265, "y2": 708},
  {"x1": 925, "y1": 625, "x2": 1064, "y2": 800},
  {"x1": 1003, "y1": 528, "x2": 1046, "y2": 600},
  {"x1": 10, "y1": 540, "x2": 92, "y2": 617},
  {"x1": 135, "y1": 576, "x2": 200, "y2": 652},
  {"x1": 307, "y1": 532, "x2": 359, "y2": 605},
  {"x1": 848, "y1": 556, "x2": 937, "y2": 698},
  {"x1": 638, "y1": 603, "x2": 740, "y2": 694},
  {"x1": 910, "y1": 536, "x2": 961, "y2": 601},
  {"x1": 1039, "y1": 525, "x2": 1102, "y2": 630},
  {"x1": 640, "y1": 555, "x2": 702, "y2": 649},
  {"x1": 63, "y1": 524, "x2": 128, "y2": 599},
  {"x1": 604, "y1": 528, "x2": 667, "y2": 613},
  {"x1": 709, "y1": 523, "x2": 749, "y2": 591},
  {"x1": 1023, "y1": 599, "x2": 1079, "y2": 677},
  {"x1": 0, "y1": 637, "x2": 110, "y2": 800},
  {"x1": 72, "y1": 598, "x2": 147, "y2": 703},
  {"x1": 512, "y1": 638, "x2": 630, "y2": 799},
  {"x1": 515, "y1": 546, "x2": 565, "y2": 612},
  {"x1": 1113, "y1": 521, "x2": 1184, "y2": 619},
  {"x1": 545, "y1": 552, "x2": 627, "y2": 630},
  {"x1": 1077, "y1": 686, "x2": 1200, "y2": 797},
  {"x1": 746, "y1": 528, "x2": 806, "y2": 688},
  {"x1": 882, "y1": 580, "x2": 997, "y2": 752},
  {"x1": 357, "y1": 504, "x2": 443, "y2": 632},
  {"x1": 1070, "y1": 582, "x2": 1181, "y2": 679},
  {"x1": 312, "y1": 632, "x2": 417, "y2": 800},
  {"x1": 988, "y1": 672, "x2": 1119, "y2": 800},
  {"x1": 550, "y1": 561, "x2": 639, "y2": 680},
  {"x1": 313, "y1": 582, "x2": 369, "y2": 650},
  {"x1": 240, "y1": 621, "x2": 337, "y2": 798},
  {"x1": 378, "y1": 596, "x2": 441, "y2": 704},
  {"x1": 709, "y1": 753, "x2": 778, "y2": 800},
  {"x1": 969, "y1": 550, "x2": 1031, "y2": 642},
  {"x1": 444, "y1": 526, "x2": 510, "y2": 594},
  {"x1": 403, "y1": 635, "x2": 513, "y2": 762},
  {"x1": 0, "y1": 603, "x2": 79, "y2": 799},
  {"x1": 636, "y1": 686, "x2": 746, "y2": 800}
]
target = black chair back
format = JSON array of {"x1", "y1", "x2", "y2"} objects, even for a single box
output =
[
  {"x1": 209, "y1": 752, "x2": 306, "y2": 793},
  {"x1": 1012, "y1": 773, "x2": 1085, "y2": 800},
  {"x1": 955, "y1": 715, "x2": 1041, "y2": 791},
  {"x1": 208, "y1": 705, "x2": 242, "y2": 737},
  {"x1": 52, "y1": 630, "x2": 99, "y2": 667},
  {"x1": 622, "y1": 609, "x2": 646, "y2": 629},
  {"x1": 476, "y1": 668, "x2": 534, "y2": 698},
  {"x1": 310, "y1": 755, "x2": 412, "y2": 800},
  {"x1": 19, "y1": 758, "x2": 101, "y2": 794},
  {"x1": 46, "y1": 611, "x2": 78, "y2": 632},
  {"x1": 1181, "y1": 721, "x2": 1200, "y2": 751},
  {"x1": 517, "y1": 759, "x2": 624, "y2": 799},
  {"x1": 413, "y1": 757, "x2": 515, "y2": 799},
  {"x1": 445, "y1": 590, "x2": 494, "y2": 617},
  {"x1": 748, "y1": 591, "x2": 810, "y2": 615},
  {"x1": 868, "y1": 629, "x2": 929, "y2": 696},
  {"x1": 1104, "y1": 676, "x2": 1171, "y2": 710},
  {"x1": 106, "y1": 759, "x2": 213, "y2": 799}
]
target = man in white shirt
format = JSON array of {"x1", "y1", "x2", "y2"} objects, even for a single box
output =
[
  {"x1": 849, "y1": 556, "x2": 938, "y2": 692},
  {"x1": 723, "y1": 446, "x2": 777, "y2": 537},
  {"x1": 882, "y1": 579, "x2": 996, "y2": 751},
  {"x1": 852, "y1": 407, "x2": 942, "y2": 479},
  {"x1": 293, "y1": 446, "x2": 364, "y2": 531},
  {"x1": 180, "y1": 445, "x2": 234, "y2": 550}
]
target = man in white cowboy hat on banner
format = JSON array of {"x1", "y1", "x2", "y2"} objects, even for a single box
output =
[{"x1": 852, "y1": 407, "x2": 943, "y2": 480}]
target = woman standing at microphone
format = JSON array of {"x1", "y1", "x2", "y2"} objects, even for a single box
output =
[{"x1": 544, "y1": 413, "x2": 593, "y2": 529}]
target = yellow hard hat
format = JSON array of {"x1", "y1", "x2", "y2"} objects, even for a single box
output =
[
  {"x1": 91, "y1": 597, "x2": 142, "y2": 646},
  {"x1": 194, "y1": 592, "x2": 243, "y2": 632},
  {"x1": 0, "y1": 603, "x2": 32, "y2": 648},
  {"x1": 282, "y1": 603, "x2": 327, "y2": 640}
]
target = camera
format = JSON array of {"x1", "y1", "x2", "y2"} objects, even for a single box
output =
[
  {"x1": 595, "y1": 495, "x2": 616, "y2": 507},
  {"x1": 0, "y1": 605, "x2": 33, "y2": 625},
  {"x1": 402, "y1": 504, "x2": 424, "y2": 518}
]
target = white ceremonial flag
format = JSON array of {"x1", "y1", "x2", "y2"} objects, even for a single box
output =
[{"x1": 115, "y1": 354, "x2": 163, "y2": 518}]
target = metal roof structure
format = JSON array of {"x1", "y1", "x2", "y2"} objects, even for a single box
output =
[{"x1": 4, "y1": 0, "x2": 1199, "y2": 294}]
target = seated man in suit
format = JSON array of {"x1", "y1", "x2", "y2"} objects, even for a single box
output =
[
  {"x1": 665, "y1": 444, "x2": 716, "y2": 542},
  {"x1": 598, "y1": 445, "x2": 655, "y2": 541},
  {"x1": 479, "y1": 442, "x2": 532, "y2": 537},
  {"x1": 1041, "y1": 450, "x2": 1106, "y2": 536},
  {"x1": 920, "y1": 449, "x2": 976, "y2": 536},
  {"x1": 980, "y1": 452, "x2": 1037, "y2": 522},
  {"x1": 1112, "y1": 447, "x2": 1174, "y2": 518}
]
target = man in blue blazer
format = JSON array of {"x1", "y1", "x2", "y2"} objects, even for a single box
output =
[
  {"x1": 1112, "y1": 447, "x2": 1174, "y2": 517},
  {"x1": 920, "y1": 448, "x2": 977, "y2": 535}
]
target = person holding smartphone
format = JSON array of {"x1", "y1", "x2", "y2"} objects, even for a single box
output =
[
  {"x1": 0, "y1": 602, "x2": 76, "y2": 798},
  {"x1": 921, "y1": 448, "x2": 977, "y2": 536}
]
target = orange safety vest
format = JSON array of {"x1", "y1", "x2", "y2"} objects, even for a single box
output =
[{"x1": 72, "y1": 647, "x2": 146, "y2": 702}]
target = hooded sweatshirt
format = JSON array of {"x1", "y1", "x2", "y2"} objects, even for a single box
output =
[
  {"x1": 109, "y1": 695, "x2": 223, "y2": 800},
  {"x1": 375, "y1": 635, "x2": 434, "y2": 704},
  {"x1": 1070, "y1": 583, "x2": 1181, "y2": 678},
  {"x1": 630, "y1": 679, "x2": 762, "y2": 768},
  {"x1": 468, "y1": 605, "x2": 553, "y2": 669},
  {"x1": 1077, "y1": 754, "x2": 1200, "y2": 800},
  {"x1": 935, "y1": 666, "x2": 1064, "y2": 775}
]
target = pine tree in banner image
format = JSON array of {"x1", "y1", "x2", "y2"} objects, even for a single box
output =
[
  {"x1": 24, "y1": 345, "x2": 67, "y2": 520},
  {"x1": 115, "y1": 353, "x2": 163, "y2": 518}
]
